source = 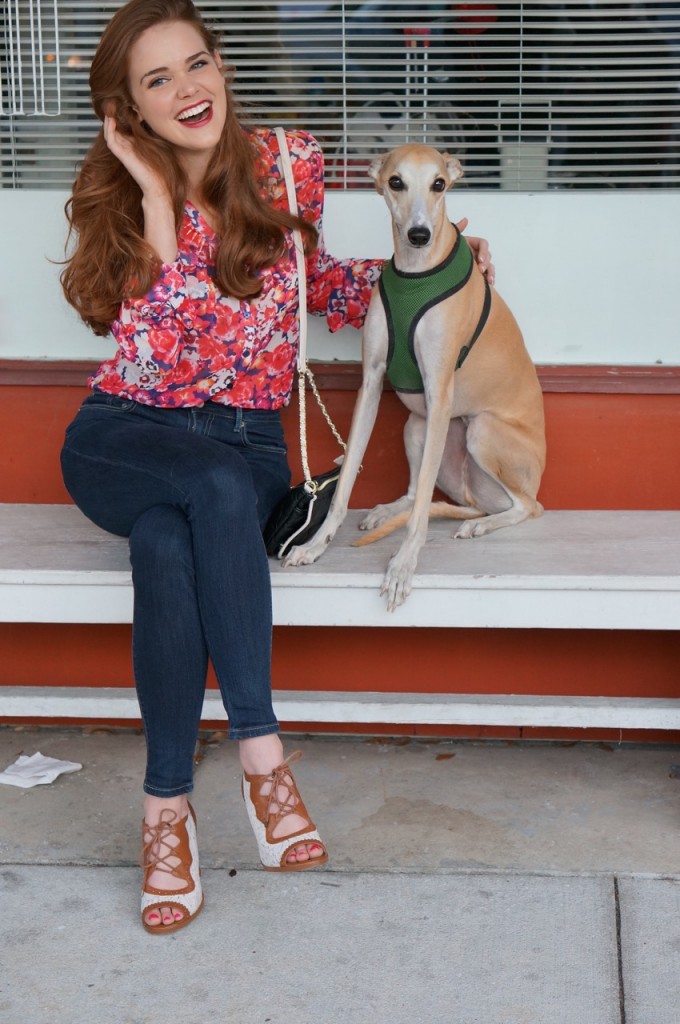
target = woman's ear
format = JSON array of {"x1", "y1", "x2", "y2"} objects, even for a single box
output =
[{"x1": 214, "y1": 51, "x2": 223, "y2": 70}]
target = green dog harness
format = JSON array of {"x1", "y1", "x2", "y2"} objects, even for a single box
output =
[{"x1": 379, "y1": 228, "x2": 492, "y2": 394}]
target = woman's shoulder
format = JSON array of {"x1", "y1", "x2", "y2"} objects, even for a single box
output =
[{"x1": 247, "y1": 124, "x2": 322, "y2": 165}]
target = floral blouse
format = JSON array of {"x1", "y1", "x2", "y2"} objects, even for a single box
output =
[{"x1": 89, "y1": 128, "x2": 384, "y2": 409}]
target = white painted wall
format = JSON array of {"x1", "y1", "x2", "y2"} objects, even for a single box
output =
[{"x1": 1, "y1": 188, "x2": 679, "y2": 365}]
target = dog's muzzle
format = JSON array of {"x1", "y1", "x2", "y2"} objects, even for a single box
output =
[{"x1": 407, "y1": 226, "x2": 431, "y2": 247}]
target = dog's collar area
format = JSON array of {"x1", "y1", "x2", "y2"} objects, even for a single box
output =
[
  {"x1": 380, "y1": 228, "x2": 489, "y2": 393},
  {"x1": 388, "y1": 223, "x2": 465, "y2": 281}
]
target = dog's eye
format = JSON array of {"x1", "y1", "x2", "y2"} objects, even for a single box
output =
[
  {"x1": 432, "y1": 178, "x2": 447, "y2": 193},
  {"x1": 388, "y1": 175, "x2": 405, "y2": 191}
]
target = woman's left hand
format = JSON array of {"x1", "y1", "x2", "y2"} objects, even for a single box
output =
[{"x1": 456, "y1": 218, "x2": 495, "y2": 286}]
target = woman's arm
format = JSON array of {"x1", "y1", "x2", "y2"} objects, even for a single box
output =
[
  {"x1": 103, "y1": 115, "x2": 218, "y2": 369},
  {"x1": 112, "y1": 262, "x2": 202, "y2": 370},
  {"x1": 290, "y1": 134, "x2": 382, "y2": 330},
  {"x1": 104, "y1": 115, "x2": 178, "y2": 264}
]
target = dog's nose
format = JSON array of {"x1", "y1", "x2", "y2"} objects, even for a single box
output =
[{"x1": 407, "y1": 226, "x2": 431, "y2": 247}]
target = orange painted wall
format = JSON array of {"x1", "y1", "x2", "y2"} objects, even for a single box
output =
[
  {"x1": 1, "y1": 381, "x2": 679, "y2": 740},
  {"x1": 2, "y1": 383, "x2": 680, "y2": 509}
]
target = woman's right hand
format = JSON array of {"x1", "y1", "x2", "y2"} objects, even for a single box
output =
[{"x1": 103, "y1": 114, "x2": 169, "y2": 203}]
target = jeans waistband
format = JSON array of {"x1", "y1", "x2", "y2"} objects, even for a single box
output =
[{"x1": 87, "y1": 390, "x2": 282, "y2": 426}]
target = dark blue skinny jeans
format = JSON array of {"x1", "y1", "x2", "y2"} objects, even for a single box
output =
[{"x1": 60, "y1": 392, "x2": 292, "y2": 797}]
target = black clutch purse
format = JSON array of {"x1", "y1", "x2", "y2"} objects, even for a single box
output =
[
  {"x1": 263, "y1": 128, "x2": 346, "y2": 561},
  {"x1": 263, "y1": 464, "x2": 341, "y2": 558}
]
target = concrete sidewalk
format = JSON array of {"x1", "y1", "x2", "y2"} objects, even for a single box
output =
[{"x1": 1, "y1": 726, "x2": 679, "y2": 1024}]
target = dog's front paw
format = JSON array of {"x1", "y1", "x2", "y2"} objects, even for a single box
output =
[
  {"x1": 281, "y1": 539, "x2": 329, "y2": 567},
  {"x1": 380, "y1": 552, "x2": 417, "y2": 611}
]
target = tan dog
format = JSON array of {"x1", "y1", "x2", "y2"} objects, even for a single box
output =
[{"x1": 283, "y1": 144, "x2": 546, "y2": 609}]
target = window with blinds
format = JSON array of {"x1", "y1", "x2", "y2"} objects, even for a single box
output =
[{"x1": 2, "y1": 1, "x2": 679, "y2": 190}]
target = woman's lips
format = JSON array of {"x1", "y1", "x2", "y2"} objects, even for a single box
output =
[{"x1": 177, "y1": 103, "x2": 213, "y2": 128}]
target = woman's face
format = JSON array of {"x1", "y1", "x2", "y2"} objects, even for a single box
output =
[{"x1": 127, "y1": 19, "x2": 227, "y2": 174}]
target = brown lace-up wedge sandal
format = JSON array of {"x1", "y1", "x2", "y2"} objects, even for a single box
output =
[
  {"x1": 140, "y1": 803, "x2": 204, "y2": 934},
  {"x1": 242, "y1": 750, "x2": 328, "y2": 872}
]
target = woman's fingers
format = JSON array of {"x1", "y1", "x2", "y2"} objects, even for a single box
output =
[
  {"x1": 102, "y1": 115, "x2": 167, "y2": 200},
  {"x1": 456, "y1": 221, "x2": 496, "y2": 286}
]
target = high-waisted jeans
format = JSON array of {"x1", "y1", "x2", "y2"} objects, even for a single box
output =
[{"x1": 60, "y1": 392, "x2": 292, "y2": 797}]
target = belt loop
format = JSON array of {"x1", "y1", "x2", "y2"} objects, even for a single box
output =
[{"x1": 233, "y1": 408, "x2": 243, "y2": 434}]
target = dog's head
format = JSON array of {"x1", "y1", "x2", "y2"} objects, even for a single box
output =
[{"x1": 368, "y1": 145, "x2": 463, "y2": 249}]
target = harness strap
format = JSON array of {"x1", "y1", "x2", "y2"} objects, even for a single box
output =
[{"x1": 455, "y1": 276, "x2": 492, "y2": 371}]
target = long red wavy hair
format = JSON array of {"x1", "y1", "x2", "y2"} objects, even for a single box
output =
[{"x1": 61, "y1": 0, "x2": 317, "y2": 336}]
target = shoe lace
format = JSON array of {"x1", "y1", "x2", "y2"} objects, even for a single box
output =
[
  {"x1": 140, "y1": 808, "x2": 182, "y2": 876},
  {"x1": 263, "y1": 750, "x2": 304, "y2": 828}
]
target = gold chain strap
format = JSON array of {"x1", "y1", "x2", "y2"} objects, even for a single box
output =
[{"x1": 304, "y1": 367, "x2": 347, "y2": 453}]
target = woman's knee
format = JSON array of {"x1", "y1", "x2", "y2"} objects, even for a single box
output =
[
  {"x1": 179, "y1": 449, "x2": 258, "y2": 521},
  {"x1": 129, "y1": 505, "x2": 194, "y2": 577}
]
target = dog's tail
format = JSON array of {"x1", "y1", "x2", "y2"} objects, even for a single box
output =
[{"x1": 352, "y1": 501, "x2": 484, "y2": 547}]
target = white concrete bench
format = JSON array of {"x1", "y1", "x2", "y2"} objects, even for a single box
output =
[{"x1": 1, "y1": 503, "x2": 679, "y2": 730}]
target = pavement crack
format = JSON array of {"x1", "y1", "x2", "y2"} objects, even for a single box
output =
[{"x1": 614, "y1": 876, "x2": 627, "y2": 1024}]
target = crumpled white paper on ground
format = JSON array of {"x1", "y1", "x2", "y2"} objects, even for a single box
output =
[{"x1": 0, "y1": 752, "x2": 82, "y2": 788}]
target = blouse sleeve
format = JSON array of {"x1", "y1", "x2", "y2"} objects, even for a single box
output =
[
  {"x1": 293, "y1": 132, "x2": 385, "y2": 333},
  {"x1": 112, "y1": 258, "x2": 228, "y2": 372}
]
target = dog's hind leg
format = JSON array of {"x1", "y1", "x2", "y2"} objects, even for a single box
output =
[
  {"x1": 453, "y1": 412, "x2": 544, "y2": 539},
  {"x1": 355, "y1": 416, "x2": 482, "y2": 544}
]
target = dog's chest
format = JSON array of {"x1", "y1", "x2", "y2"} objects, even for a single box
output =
[{"x1": 379, "y1": 235, "x2": 474, "y2": 395}]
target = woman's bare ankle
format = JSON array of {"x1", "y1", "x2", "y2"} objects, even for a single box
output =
[
  {"x1": 239, "y1": 733, "x2": 284, "y2": 776},
  {"x1": 143, "y1": 793, "x2": 189, "y2": 827}
]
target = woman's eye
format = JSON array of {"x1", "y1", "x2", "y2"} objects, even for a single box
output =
[
  {"x1": 432, "y1": 178, "x2": 446, "y2": 193},
  {"x1": 148, "y1": 77, "x2": 168, "y2": 89},
  {"x1": 191, "y1": 60, "x2": 208, "y2": 71},
  {"x1": 388, "y1": 176, "x2": 404, "y2": 191}
]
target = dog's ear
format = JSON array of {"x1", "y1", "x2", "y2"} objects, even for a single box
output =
[
  {"x1": 368, "y1": 154, "x2": 387, "y2": 194},
  {"x1": 442, "y1": 153, "x2": 464, "y2": 186}
]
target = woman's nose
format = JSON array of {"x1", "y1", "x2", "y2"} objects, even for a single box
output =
[{"x1": 176, "y1": 75, "x2": 197, "y2": 98}]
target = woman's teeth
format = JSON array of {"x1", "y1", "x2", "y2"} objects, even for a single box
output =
[{"x1": 178, "y1": 102, "x2": 210, "y2": 123}]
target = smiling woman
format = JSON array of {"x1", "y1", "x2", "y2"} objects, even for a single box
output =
[
  {"x1": 103, "y1": 21, "x2": 230, "y2": 255},
  {"x1": 56, "y1": 0, "x2": 391, "y2": 937},
  {"x1": 61, "y1": 0, "x2": 319, "y2": 336},
  {"x1": 126, "y1": 23, "x2": 227, "y2": 175}
]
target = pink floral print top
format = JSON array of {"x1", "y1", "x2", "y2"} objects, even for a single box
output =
[{"x1": 89, "y1": 128, "x2": 383, "y2": 409}]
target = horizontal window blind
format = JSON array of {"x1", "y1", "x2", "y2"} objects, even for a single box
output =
[{"x1": 2, "y1": 1, "x2": 679, "y2": 190}]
